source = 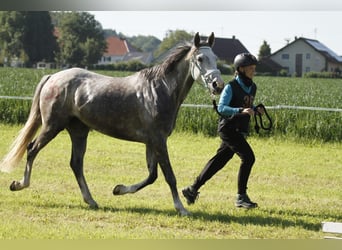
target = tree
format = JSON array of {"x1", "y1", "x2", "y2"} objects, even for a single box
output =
[
  {"x1": 0, "y1": 11, "x2": 26, "y2": 66},
  {"x1": 154, "y1": 30, "x2": 193, "y2": 58},
  {"x1": 21, "y1": 12, "x2": 58, "y2": 65},
  {"x1": 56, "y1": 12, "x2": 107, "y2": 67},
  {"x1": 0, "y1": 11, "x2": 58, "y2": 67},
  {"x1": 127, "y1": 35, "x2": 161, "y2": 53},
  {"x1": 258, "y1": 40, "x2": 271, "y2": 60}
]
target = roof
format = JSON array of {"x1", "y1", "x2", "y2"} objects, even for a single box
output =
[
  {"x1": 304, "y1": 38, "x2": 342, "y2": 63},
  {"x1": 122, "y1": 51, "x2": 154, "y2": 65},
  {"x1": 201, "y1": 35, "x2": 250, "y2": 63},
  {"x1": 104, "y1": 36, "x2": 138, "y2": 56},
  {"x1": 272, "y1": 37, "x2": 342, "y2": 63},
  {"x1": 154, "y1": 35, "x2": 250, "y2": 64},
  {"x1": 257, "y1": 56, "x2": 284, "y2": 73}
]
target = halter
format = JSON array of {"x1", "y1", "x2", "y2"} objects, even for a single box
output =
[{"x1": 190, "y1": 46, "x2": 221, "y2": 89}]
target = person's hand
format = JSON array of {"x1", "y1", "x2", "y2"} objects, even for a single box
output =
[{"x1": 241, "y1": 108, "x2": 255, "y2": 116}]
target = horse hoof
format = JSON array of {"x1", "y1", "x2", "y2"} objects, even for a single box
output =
[
  {"x1": 180, "y1": 209, "x2": 191, "y2": 216},
  {"x1": 9, "y1": 181, "x2": 20, "y2": 191},
  {"x1": 113, "y1": 184, "x2": 125, "y2": 195},
  {"x1": 89, "y1": 203, "x2": 99, "y2": 210}
]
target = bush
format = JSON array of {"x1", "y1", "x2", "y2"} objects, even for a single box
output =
[
  {"x1": 91, "y1": 60, "x2": 148, "y2": 71},
  {"x1": 304, "y1": 71, "x2": 341, "y2": 78},
  {"x1": 217, "y1": 61, "x2": 233, "y2": 75}
]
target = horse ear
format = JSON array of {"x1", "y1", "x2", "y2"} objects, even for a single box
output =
[
  {"x1": 194, "y1": 32, "x2": 200, "y2": 48},
  {"x1": 207, "y1": 32, "x2": 215, "y2": 47}
]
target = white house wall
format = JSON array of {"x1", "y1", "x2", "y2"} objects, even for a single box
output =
[
  {"x1": 270, "y1": 40, "x2": 326, "y2": 76},
  {"x1": 327, "y1": 61, "x2": 341, "y2": 72},
  {"x1": 98, "y1": 55, "x2": 124, "y2": 65}
]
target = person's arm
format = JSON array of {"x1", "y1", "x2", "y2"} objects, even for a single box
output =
[{"x1": 217, "y1": 84, "x2": 241, "y2": 116}]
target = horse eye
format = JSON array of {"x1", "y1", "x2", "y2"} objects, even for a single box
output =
[{"x1": 197, "y1": 56, "x2": 203, "y2": 63}]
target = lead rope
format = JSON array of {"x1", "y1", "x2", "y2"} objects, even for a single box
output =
[
  {"x1": 212, "y1": 99, "x2": 273, "y2": 134},
  {"x1": 212, "y1": 98, "x2": 223, "y2": 117},
  {"x1": 253, "y1": 104, "x2": 273, "y2": 133}
]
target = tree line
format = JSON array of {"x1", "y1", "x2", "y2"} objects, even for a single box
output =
[
  {"x1": 0, "y1": 11, "x2": 272, "y2": 70},
  {"x1": 0, "y1": 11, "x2": 107, "y2": 68}
]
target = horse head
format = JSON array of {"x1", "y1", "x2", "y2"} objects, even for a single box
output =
[{"x1": 190, "y1": 32, "x2": 224, "y2": 95}]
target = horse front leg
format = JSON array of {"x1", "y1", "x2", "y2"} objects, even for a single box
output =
[
  {"x1": 113, "y1": 143, "x2": 158, "y2": 195},
  {"x1": 156, "y1": 144, "x2": 190, "y2": 216},
  {"x1": 67, "y1": 124, "x2": 98, "y2": 209}
]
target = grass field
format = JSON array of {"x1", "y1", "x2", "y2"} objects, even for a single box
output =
[
  {"x1": 0, "y1": 124, "x2": 341, "y2": 239},
  {"x1": 1, "y1": 67, "x2": 341, "y2": 141}
]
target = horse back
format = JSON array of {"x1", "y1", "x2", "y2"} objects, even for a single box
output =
[{"x1": 39, "y1": 68, "x2": 172, "y2": 142}]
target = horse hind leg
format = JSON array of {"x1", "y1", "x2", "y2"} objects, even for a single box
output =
[
  {"x1": 66, "y1": 121, "x2": 98, "y2": 209},
  {"x1": 113, "y1": 143, "x2": 158, "y2": 195},
  {"x1": 10, "y1": 125, "x2": 61, "y2": 191}
]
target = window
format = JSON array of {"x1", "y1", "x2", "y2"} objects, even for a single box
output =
[
  {"x1": 305, "y1": 67, "x2": 310, "y2": 72},
  {"x1": 282, "y1": 54, "x2": 289, "y2": 59},
  {"x1": 306, "y1": 53, "x2": 311, "y2": 60}
]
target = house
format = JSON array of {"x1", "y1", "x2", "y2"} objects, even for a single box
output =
[
  {"x1": 201, "y1": 35, "x2": 250, "y2": 64},
  {"x1": 98, "y1": 36, "x2": 137, "y2": 65},
  {"x1": 122, "y1": 51, "x2": 154, "y2": 65},
  {"x1": 98, "y1": 36, "x2": 153, "y2": 65},
  {"x1": 257, "y1": 57, "x2": 284, "y2": 76},
  {"x1": 269, "y1": 37, "x2": 342, "y2": 77},
  {"x1": 155, "y1": 35, "x2": 250, "y2": 65}
]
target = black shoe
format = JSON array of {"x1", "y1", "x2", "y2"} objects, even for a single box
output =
[
  {"x1": 235, "y1": 194, "x2": 258, "y2": 209},
  {"x1": 182, "y1": 186, "x2": 199, "y2": 205}
]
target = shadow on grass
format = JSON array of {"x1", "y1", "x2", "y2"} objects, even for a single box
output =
[
  {"x1": 25, "y1": 198, "x2": 340, "y2": 233},
  {"x1": 99, "y1": 205, "x2": 326, "y2": 232}
]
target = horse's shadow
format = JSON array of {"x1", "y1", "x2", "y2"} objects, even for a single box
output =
[
  {"x1": 100, "y1": 205, "x2": 325, "y2": 232},
  {"x1": 33, "y1": 201, "x2": 336, "y2": 233}
]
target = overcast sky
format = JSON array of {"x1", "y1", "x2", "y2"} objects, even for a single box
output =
[{"x1": 88, "y1": 11, "x2": 342, "y2": 57}]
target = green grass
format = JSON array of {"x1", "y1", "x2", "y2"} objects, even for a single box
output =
[
  {"x1": 0, "y1": 68, "x2": 342, "y2": 142},
  {"x1": 0, "y1": 68, "x2": 341, "y2": 141},
  {"x1": 0, "y1": 124, "x2": 341, "y2": 239}
]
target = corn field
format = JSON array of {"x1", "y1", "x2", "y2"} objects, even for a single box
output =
[{"x1": 0, "y1": 68, "x2": 341, "y2": 142}]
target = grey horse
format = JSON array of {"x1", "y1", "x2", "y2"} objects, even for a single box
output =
[{"x1": 0, "y1": 32, "x2": 224, "y2": 216}]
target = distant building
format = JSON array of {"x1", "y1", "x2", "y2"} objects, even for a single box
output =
[
  {"x1": 36, "y1": 61, "x2": 56, "y2": 69},
  {"x1": 269, "y1": 37, "x2": 342, "y2": 76},
  {"x1": 122, "y1": 52, "x2": 154, "y2": 65},
  {"x1": 98, "y1": 36, "x2": 153, "y2": 65},
  {"x1": 155, "y1": 35, "x2": 250, "y2": 65},
  {"x1": 201, "y1": 35, "x2": 250, "y2": 64}
]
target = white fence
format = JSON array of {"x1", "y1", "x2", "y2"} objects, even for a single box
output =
[
  {"x1": 1, "y1": 96, "x2": 342, "y2": 112},
  {"x1": 181, "y1": 103, "x2": 342, "y2": 112}
]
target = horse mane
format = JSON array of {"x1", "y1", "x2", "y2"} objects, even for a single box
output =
[{"x1": 141, "y1": 43, "x2": 193, "y2": 81}]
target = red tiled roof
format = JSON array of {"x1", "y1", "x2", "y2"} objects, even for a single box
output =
[{"x1": 104, "y1": 36, "x2": 130, "y2": 56}]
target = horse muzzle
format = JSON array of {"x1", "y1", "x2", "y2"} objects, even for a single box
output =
[
  {"x1": 211, "y1": 80, "x2": 224, "y2": 95},
  {"x1": 202, "y1": 70, "x2": 224, "y2": 95}
]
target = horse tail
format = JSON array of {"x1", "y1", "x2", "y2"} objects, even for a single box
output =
[{"x1": 0, "y1": 74, "x2": 51, "y2": 173}]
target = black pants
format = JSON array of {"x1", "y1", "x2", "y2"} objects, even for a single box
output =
[{"x1": 192, "y1": 129, "x2": 255, "y2": 195}]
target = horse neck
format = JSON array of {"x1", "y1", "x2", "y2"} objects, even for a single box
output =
[{"x1": 168, "y1": 59, "x2": 194, "y2": 107}]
